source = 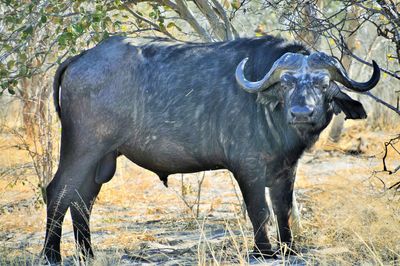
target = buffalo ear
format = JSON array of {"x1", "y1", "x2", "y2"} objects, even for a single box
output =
[{"x1": 332, "y1": 90, "x2": 367, "y2": 120}]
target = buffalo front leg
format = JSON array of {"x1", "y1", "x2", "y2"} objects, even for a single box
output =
[
  {"x1": 236, "y1": 176, "x2": 274, "y2": 257},
  {"x1": 269, "y1": 175, "x2": 295, "y2": 246}
]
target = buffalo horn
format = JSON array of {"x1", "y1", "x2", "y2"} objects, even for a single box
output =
[
  {"x1": 308, "y1": 52, "x2": 380, "y2": 92},
  {"x1": 235, "y1": 52, "x2": 304, "y2": 93}
]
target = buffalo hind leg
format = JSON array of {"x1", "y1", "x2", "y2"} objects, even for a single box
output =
[
  {"x1": 43, "y1": 147, "x2": 105, "y2": 264},
  {"x1": 70, "y1": 177, "x2": 102, "y2": 260},
  {"x1": 70, "y1": 151, "x2": 118, "y2": 260},
  {"x1": 44, "y1": 175, "x2": 69, "y2": 263},
  {"x1": 236, "y1": 175, "x2": 275, "y2": 258}
]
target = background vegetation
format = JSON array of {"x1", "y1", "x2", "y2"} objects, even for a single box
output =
[{"x1": 0, "y1": 0, "x2": 399, "y2": 264}]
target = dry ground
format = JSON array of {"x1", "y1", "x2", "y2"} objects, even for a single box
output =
[{"x1": 0, "y1": 124, "x2": 399, "y2": 265}]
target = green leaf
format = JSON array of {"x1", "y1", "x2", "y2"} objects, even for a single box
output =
[
  {"x1": 19, "y1": 53, "x2": 27, "y2": 61},
  {"x1": 72, "y1": 23, "x2": 84, "y2": 34},
  {"x1": 167, "y1": 22, "x2": 182, "y2": 31},
  {"x1": 73, "y1": 1, "x2": 81, "y2": 12},
  {"x1": 3, "y1": 44, "x2": 13, "y2": 52},
  {"x1": 8, "y1": 88, "x2": 15, "y2": 95},
  {"x1": 7, "y1": 60, "x2": 15, "y2": 69},
  {"x1": 113, "y1": 20, "x2": 122, "y2": 28},
  {"x1": 21, "y1": 25, "x2": 34, "y2": 39},
  {"x1": 58, "y1": 34, "x2": 66, "y2": 46},
  {"x1": 0, "y1": 68, "x2": 8, "y2": 78},
  {"x1": 28, "y1": 3, "x2": 34, "y2": 12},
  {"x1": 40, "y1": 15, "x2": 47, "y2": 23},
  {"x1": 19, "y1": 65, "x2": 28, "y2": 76},
  {"x1": 231, "y1": 0, "x2": 240, "y2": 10},
  {"x1": 103, "y1": 16, "x2": 112, "y2": 29}
]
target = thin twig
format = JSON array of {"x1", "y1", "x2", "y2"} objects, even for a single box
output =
[
  {"x1": 363, "y1": 91, "x2": 400, "y2": 116},
  {"x1": 195, "y1": 171, "x2": 206, "y2": 218},
  {"x1": 122, "y1": 3, "x2": 176, "y2": 40}
]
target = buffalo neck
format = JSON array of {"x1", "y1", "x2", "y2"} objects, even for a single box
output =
[{"x1": 258, "y1": 102, "x2": 323, "y2": 164}]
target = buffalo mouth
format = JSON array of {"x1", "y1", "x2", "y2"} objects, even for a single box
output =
[
  {"x1": 290, "y1": 120, "x2": 314, "y2": 125},
  {"x1": 289, "y1": 117, "x2": 315, "y2": 125},
  {"x1": 288, "y1": 119, "x2": 316, "y2": 129}
]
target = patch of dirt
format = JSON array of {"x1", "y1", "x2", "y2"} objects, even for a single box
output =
[{"x1": 0, "y1": 127, "x2": 399, "y2": 265}]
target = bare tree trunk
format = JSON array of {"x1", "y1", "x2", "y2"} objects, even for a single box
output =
[
  {"x1": 17, "y1": 74, "x2": 54, "y2": 203},
  {"x1": 297, "y1": 0, "x2": 324, "y2": 48},
  {"x1": 328, "y1": 5, "x2": 360, "y2": 142},
  {"x1": 296, "y1": 2, "x2": 361, "y2": 142},
  {"x1": 124, "y1": 0, "x2": 238, "y2": 42},
  {"x1": 20, "y1": 78, "x2": 36, "y2": 140}
]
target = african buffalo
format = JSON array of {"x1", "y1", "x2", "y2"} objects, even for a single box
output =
[{"x1": 43, "y1": 35, "x2": 380, "y2": 263}]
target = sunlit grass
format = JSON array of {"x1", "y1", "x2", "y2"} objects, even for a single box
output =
[{"x1": 0, "y1": 125, "x2": 399, "y2": 265}]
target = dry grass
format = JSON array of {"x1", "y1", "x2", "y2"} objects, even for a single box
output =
[
  {"x1": 296, "y1": 177, "x2": 400, "y2": 264},
  {"x1": 0, "y1": 123, "x2": 399, "y2": 265},
  {"x1": 295, "y1": 123, "x2": 400, "y2": 265}
]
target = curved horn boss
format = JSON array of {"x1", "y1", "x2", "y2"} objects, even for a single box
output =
[
  {"x1": 307, "y1": 52, "x2": 380, "y2": 92},
  {"x1": 235, "y1": 52, "x2": 305, "y2": 93}
]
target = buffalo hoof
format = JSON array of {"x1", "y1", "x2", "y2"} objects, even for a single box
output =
[
  {"x1": 249, "y1": 249, "x2": 278, "y2": 260},
  {"x1": 276, "y1": 242, "x2": 299, "y2": 257},
  {"x1": 43, "y1": 254, "x2": 62, "y2": 265}
]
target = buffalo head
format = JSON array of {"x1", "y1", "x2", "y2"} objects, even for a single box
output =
[{"x1": 235, "y1": 52, "x2": 380, "y2": 132}]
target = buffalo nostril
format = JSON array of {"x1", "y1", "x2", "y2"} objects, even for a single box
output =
[{"x1": 290, "y1": 106, "x2": 314, "y2": 118}]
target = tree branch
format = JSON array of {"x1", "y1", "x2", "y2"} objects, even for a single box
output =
[
  {"x1": 193, "y1": 0, "x2": 228, "y2": 41},
  {"x1": 211, "y1": 0, "x2": 239, "y2": 40},
  {"x1": 122, "y1": 3, "x2": 176, "y2": 40},
  {"x1": 174, "y1": 0, "x2": 213, "y2": 41},
  {"x1": 363, "y1": 91, "x2": 400, "y2": 116}
]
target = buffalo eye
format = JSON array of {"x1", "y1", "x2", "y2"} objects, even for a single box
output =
[
  {"x1": 280, "y1": 73, "x2": 296, "y2": 89},
  {"x1": 313, "y1": 75, "x2": 329, "y2": 91}
]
